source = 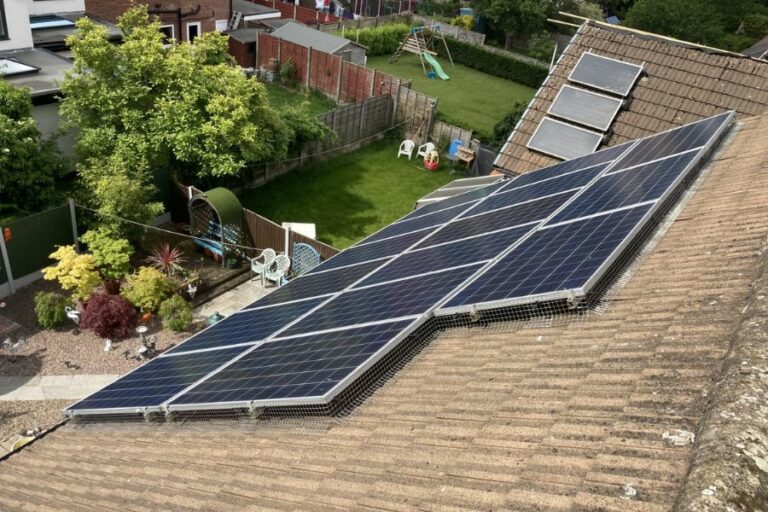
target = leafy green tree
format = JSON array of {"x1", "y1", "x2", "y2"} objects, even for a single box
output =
[
  {"x1": 528, "y1": 32, "x2": 556, "y2": 61},
  {"x1": 490, "y1": 101, "x2": 529, "y2": 148},
  {"x1": 474, "y1": 0, "x2": 554, "y2": 39},
  {"x1": 0, "y1": 81, "x2": 65, "y2": 214},
  {"x1": 81, "y1": 227, "x2": 134, "y2": 281},
  {"x1": 61, "y1": 6, "x2": 326, "y2": 234}
]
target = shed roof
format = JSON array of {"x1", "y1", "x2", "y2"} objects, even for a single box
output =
[
  {"x1": 743, "y1": 33, "x2": 768, "y2": 60},
  {"x1": 271, "y1": 20, "x2": 361, "y2": 53},
  {"x1": 495, "y1": 20, "x2": 768, "y2": 175},
  {"x1": 1, "y1": 112, "x2": 768, "y2": 510}
]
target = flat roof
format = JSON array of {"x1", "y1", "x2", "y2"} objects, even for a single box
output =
[
  {"x1": 227, "y1": 27, "x2": 263, "y2": 44},
  {"x1": 233, "y1": 0, "x2": 281, "y2": 20},
  {"x1": 0, "y1": 47, "x2": 71, "y2": 97},
  {"x1": 31, "y1": 13, "x2": 121, "y2": 49}
]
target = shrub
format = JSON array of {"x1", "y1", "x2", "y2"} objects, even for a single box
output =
[
  {"x1": 159, "y1": 295, "x2": 193, "y2": 332},
  {"x1": 81, "y1": 227, "x2": 134, "y2": 281},
  {"x1": 43, "y1": 245, "x2": 102, "y2": 301},
  {"x1": 435, "y1": 37, "x2": 549, "y2": 88},
  {"x1": 339, "y1": 23, "x2": 410, "y2": 56},
  {"x1": 451, "y1": 15, "x2": 474, "y2": 31},
  {"x1": 527, "y1": 33, "x2": 556, "y2": 63},
  {"x1": 279, "y1": 59, "x2": 298, "y2": 87},
  {"x1": 490, "y1": 100, "x2": 529, "y2": 148},
  {"x1": 147, "y1": 243, "x2": 186, "y2": 276},
  {"x1": 34, "y1": 292, "x2": 70, "y2": 330},
  {"x1": 122, "y1": 266, "x2": 174, "y2": 312},
  {"x1": 743, "y1": 14, "x2": 768, "y2": 39},
  {"x1": 81, "y1": 293, "x2": 137, "y2": 339}
]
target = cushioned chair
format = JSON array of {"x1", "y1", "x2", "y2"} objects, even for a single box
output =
[{"x1": 398, "y1": 139, "x2": 416, "y2": 159}]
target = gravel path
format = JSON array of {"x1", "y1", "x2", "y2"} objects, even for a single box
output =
[
  {"x1": 0, "y1": 280, "x2": 198, "y2": 376},
  {"x1": 0, "y1": 400, "x2": 68, "y2": 447}
]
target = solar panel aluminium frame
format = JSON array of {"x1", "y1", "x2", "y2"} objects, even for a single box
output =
[
  {"x1": 526, "y1": 117, "x2": 604, "y2": 161},
  {"x1": 435, "y1": 110, "x2": 735, "y2": 316},
  {"x1": 567, "y1": 51, "x2": 644, "y2": 98},
  {"x1": 547, "y1": 85, "x2": 624, "y2": 132}
]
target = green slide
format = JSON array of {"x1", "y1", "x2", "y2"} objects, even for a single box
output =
[{"x1": 422, "y1": 53, "x2": 450, "y2": 80}]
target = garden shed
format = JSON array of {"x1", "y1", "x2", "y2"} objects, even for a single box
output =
[
  {"x1": 270, "y1": 21, "x2": 367, "y2": 66},
  {"x1": 188, "y1": 187, "x2": 249, "y2": 264}
]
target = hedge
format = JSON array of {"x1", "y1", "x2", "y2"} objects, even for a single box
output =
[
  {"x1": 436, "y1": 37, "x2": 548, "y2": 89},
  {"x1": 339, "y1": 23, "x2": 411, "y2": 56}
]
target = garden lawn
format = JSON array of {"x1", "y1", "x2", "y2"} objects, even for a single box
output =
[
  {"x1": 367, "y1": 54, "x2": 535, "y2": 138},
  {"x1": 262, "y1": 83, "x2": 336, "y2": 116},
  {"x1": 239, "y1": 140, "x2": 459, "y2": 249}
]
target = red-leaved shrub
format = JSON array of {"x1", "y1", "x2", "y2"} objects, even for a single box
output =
[{"x1": 81, "y1": 293, "x2": 137, "y2": 339}]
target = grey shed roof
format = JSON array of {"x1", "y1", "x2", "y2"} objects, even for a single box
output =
[
  {"x1": 743, "y1": 34, "x2": 768, "y2": 60},
  {"x1": 271, "y1": 20, "x2": 361, "y2": 53},
  {"x1": 0, "y1": 47, "x2": 72, "y2": 98}
]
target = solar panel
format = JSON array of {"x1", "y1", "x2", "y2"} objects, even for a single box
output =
[
  {"x1": 65, "y1": 111, "x2": 734, "y2": 418},
  {"x1": 67, "y1": 346, "x2": 250, "y2": 413},
  {"x1": 243, "y1": 260, "x2": 385, "y2": 308},
  {"x1": 284, "y1": 264, "x2": 481, "y2": 336},
  {"x1": 361, "y1": 202, "x2": 471, "y2": 245},
  {"x1": 163, "y1": 298, "x2": 325, "y2": 355},
  {"x1": 569, "y1": 52, "x2": 643, "y2": 97},
  {"x1": 169, "y1": 319, "x2": 419, "y2": 408},
  {"x1": 548, "y1": 85, "x2": 624, "y2": 131},
  {"x1": 527, "y1": 118, "x2": 604, "y2": 161},
  {"x1": 397, "y1": 180, "x2": 506, "y2": 222}
]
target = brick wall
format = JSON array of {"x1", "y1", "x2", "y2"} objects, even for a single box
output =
[{"x1": 85, "y1": 0, "x2": 231, "y2": 40}]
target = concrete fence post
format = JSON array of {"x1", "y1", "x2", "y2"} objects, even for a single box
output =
[
  {"x1": 336, "y1": 56, "x2": 343, "y2": 101},
  {"x1": 284, "y1": 226, "x2": 291, "y2": 256},
  {"x1": 68, "y1": 198, "x2": 80, "y2": 253},
  {"x1": 0, "y1": 231, "x2": 14, "y2": 295},
  {"x1": 306, "y1": 46, "x2": 312, "y2": 87}
]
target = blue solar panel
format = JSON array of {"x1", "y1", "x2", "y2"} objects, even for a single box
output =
[
  {"x1": 169, "y1": 319, "x2": 418, "y2": 407},
  {"x1": 311, "y1": 229, "x2": 427, "y2": 272},
  {"x1": 441, "y1": 204, "x2": 653, "y2": 309},
  {"x1": 361, "y1": 225, "x2": 533, "y2": 286},
  {"x1": 549, "y1": 151, "x2": 699, "y2": 224},
  {"x1": 465, "y1": 166, "x2": 605, "y2": 218},
  {"x1": 415, "y1": 192, "x2": 573, "y2": 249},
  {"x1": 164, "y1": 299, "x2": 325, "y2": 355},
  {"x1": 244, "y1": 260, "x2": 385, "y2": 308},
  {"x1": 398, "y1": 181, "x2": 506, "y2": 221},
  {"x1": 283, "y1": 264, "x2": 481, "y2": 336},
  {"x1": 67, "y1": 346, "x2": 249, "y2": 411},
  {"x1": 612, "y1": 112, "x2": 731, "y2": 170},
  {"x1": 362, "y1": 202, "x2": 470, "y2": 244}
]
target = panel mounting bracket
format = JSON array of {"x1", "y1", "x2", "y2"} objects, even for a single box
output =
[{"x1": 248, "y1": 402, "x2": 265, "y2": 420}]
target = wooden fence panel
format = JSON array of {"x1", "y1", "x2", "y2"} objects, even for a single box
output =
[
  {"x1": 289, "y1": 231, "x2": 339, "y2": 261},
  {"x1": 257, "y1": 32, "x2": 278, "y2": 68},
  {"x1": 250, "y1": 0, "x2": 341, "y2": 23},
  {"x1": 308, "y1": 48, "x2": 340, "y2": 94},
  {"x1": 431, "y1": 120, "x2": 473, "y2": 146},
  {"x1": 280, "y1": 39, "x2": 309, "y2": 84}
]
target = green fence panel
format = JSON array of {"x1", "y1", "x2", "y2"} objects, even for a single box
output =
[{"x1": 3, "y1": 203, "x2": 74, "y2": 278}]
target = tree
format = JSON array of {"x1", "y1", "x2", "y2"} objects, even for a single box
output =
[
  {"x1": 81, "y1": 293, "x2": 137, "y2": 339},
  {"x1": 474, "y1": 0, "x2": 554, "y2": 40},
  {"x1": 0, "y1": 81, "x2": 65, "y2": 215},
  {"x1": 43, "y1": 245, "x2": 102, "y2": 301},
  {"x1": 490, "y1": 101, "x2": 529, "y2": 148},
  {"x1": 80, "y1": 227, "x2": 134, "y2": 281},
  {"x1": 62, "y1": 5, "x2": 326, "y2": 202}
]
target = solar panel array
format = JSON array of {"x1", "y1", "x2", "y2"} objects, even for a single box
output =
[
  {"x1": 65, "y1": 111, "x2": 733, "y2": 417},
  {"x1": 529, "y1": 52, "x2": 643, "y2": 161}
]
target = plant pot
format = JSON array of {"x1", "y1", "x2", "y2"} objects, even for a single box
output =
[{"x1": 225, "y1": 259, "x2": 240, "y2": 269}]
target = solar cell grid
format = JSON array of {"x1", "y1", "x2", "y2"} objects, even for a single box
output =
[
  {"x1": 549, "y1": 151, "x2": 698, "y2": 224},
  {"x1": 441, "y1": 205, "x2": 653, "y2": 309},
  {"x1": 612, "y1": 112, "x2": 731, "y2": 170},
  {"x1": 68, "y1": 346, "x2": 249, "y2": 411},
  {"x1": 416, "y1": 192, "x2": 572, "y2": 249},
  {"x1": 170, "y1": 320, "x2": 417, "y2": 406},
  {"x1": 310, "y1": 229, "x2": 425, "y2": 272},
  {"x1": 164, "y1": 298, "x2": 325, "y2": 355},
  {"x1": 361, "y1": 225, "x2": 532, "y2": 286},
  {"x1": 465, "y1": 165, "x2": 606, "y2": 218},
  {"x1": 360, "y1": 202, "x2": 470, "y2": 245},
  {"x1": 243, "y1": 260, "x2": 385, "y2": 308},
  {"x1": 397, "y1": 181, "x2": 506, "y2": 222},
  {"x1": 283, "y1": 264, "x2": 481, "y2": 336}
]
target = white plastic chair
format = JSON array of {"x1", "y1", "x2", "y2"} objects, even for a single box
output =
[
  {"x1": 417, "y1": 142, "x2": 435, "y2": 159},
  {"x1": 264, "y1": 254, "x2": 291, "y2": 287},
  {"x1": 251, "y1": 248, "x2": 276, "y2": 282},
  {"x1": 398, "y1": 139, "x2": 415, "y2": 159}
]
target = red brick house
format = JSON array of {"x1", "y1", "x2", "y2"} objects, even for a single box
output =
[{"x1": 85, "y1": 0, "x2": 231, "y2": 42}]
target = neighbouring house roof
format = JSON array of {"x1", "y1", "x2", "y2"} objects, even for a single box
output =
[
  {"x1": 271, "y1": 20, "x2": 362, "y2": 54},
  {"x1": 0, "y1": 47, "x2": 72, "y2": 98},
  {"x1": 2, "y1": 111, "x2": 768, "y2": 510},
  {"x1": 495, "y1": 20, "x2": 768, "y2": 175},
  {"x1": 233, "y1": 0, "x2": 281, "y2": 21},
  {"x1": 31, "y1": 12, "x2": 121, "y2": 52},
  {"x1": 743, "y1": 33, "x2": 768, "y2": 60},
  {"x1": 227, "y1": 27, "x2": 262, "y2": 44}
]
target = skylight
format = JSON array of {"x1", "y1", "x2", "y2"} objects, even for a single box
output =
[
  {"x1": 0, "y1": 59, "x2": 40, "y2": 77},
  {"x1": 30, "y1": 15, "x2": 76, "y2": 30}
]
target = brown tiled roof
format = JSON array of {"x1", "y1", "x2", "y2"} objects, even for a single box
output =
[
  {"x1": 496, "y1": 21, "x2": 768, "y2": 175},
  {"x1": 1, "y1": 116, "x2": 768, "y2": 510}
]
